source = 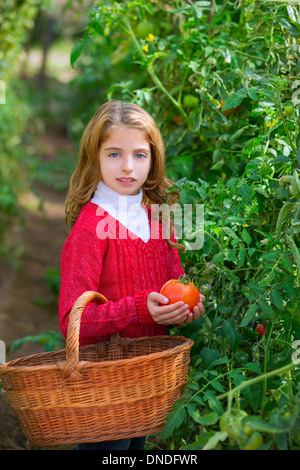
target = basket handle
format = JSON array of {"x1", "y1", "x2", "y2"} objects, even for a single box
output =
[{"x1": 60, "y1": 291, "x2": 108, "y2": 379}]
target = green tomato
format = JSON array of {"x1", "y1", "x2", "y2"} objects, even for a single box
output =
[
  {"x1": 219, "y1": 410, "x2": 247, "y2": 440},
  {"x1": 183, "y1": 94, "x2": 199, "y2": 108},
  {"x1": 240, "y1": 431, "x2": 263, "y2": 450},
  {"x1": 136, "y1": 21, "x2": 158, "y2": 38},
  {"x1": 284, "y1": 105, "x2": 295, "y2": 117}
]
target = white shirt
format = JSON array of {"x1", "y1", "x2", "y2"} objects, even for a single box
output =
[{"x1": 91, "y1": 180, "x2": 150, "y2": 242}]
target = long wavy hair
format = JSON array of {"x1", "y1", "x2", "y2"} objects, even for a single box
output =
[{"x1": 65, "y1": 100, "x2": 184, "y2": 250}]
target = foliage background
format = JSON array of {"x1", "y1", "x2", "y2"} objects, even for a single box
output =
[{"x1": 1, "y1": 0, "x2": 300, "y2": 451}]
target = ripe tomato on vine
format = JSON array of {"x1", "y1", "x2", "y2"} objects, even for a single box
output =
[{"x1": 256, "y1": 324, "x2": 267, "y2": 337}]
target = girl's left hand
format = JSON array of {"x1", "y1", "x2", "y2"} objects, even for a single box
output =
[{"x1": 184, "y1": 292, "x2": 205, "y2": 324}]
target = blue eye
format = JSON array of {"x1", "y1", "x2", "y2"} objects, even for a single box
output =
[
  {"x1": 136, "y1": 153, "x2": 146, "y2": 159},
  {"x1": 109, "y1": 152, "x2": 120, "y2": 158}
]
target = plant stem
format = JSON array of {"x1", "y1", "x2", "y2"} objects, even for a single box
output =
[
  {"x1": 259, "y1": 323, "x2": 274, "y2": 417},
  {"x1": 217, "y1": 361, "x2": 296, "y2": 401},
  {"x1": 277, "y1": 92, "x2": 297, "y2": 156},
  {"x1": 203, "y1": 229, "x2": 222, "y2": 249},
  {"x1": 232, "y1": 50, "x2": 268, "y2": 63},
  {"x1": 122, "y1": 16, "x2": 187, "y2": 119},
  {"x1": 177, "y1": 66, "x2": 189, "y2": 105},
  {"x1": 147, "y1": 66, "x2": 187, "y2": 119},
  {"x1": 286, "y1": 371, "x2": 294, "y2": 404},
  {"x1": 219, "y1": 205, "x2": 226, "y2": 295}
]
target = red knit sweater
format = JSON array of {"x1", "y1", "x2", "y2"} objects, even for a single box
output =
[{"x1": 59, "y1": 201, "x2": 185, "y2": 346}]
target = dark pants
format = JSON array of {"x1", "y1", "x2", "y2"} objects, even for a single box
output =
[{"x1": 77, "y1": 436, "x2": 146, "y2": 450}]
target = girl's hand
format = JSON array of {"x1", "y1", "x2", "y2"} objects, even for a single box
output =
[
  {"x1": 146, "y1": 291, "x2": 205, "y2": 326},
  {"x1": 184, "y1": 292, "x2": 205, "y2": 324},
  {"x1": 147, "y1": 291, "x2": 190, "y2": 325}
]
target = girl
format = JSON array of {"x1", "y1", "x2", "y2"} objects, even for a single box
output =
[{"x1": 59, "y1": 100, "x2": 205, "y2": 451}]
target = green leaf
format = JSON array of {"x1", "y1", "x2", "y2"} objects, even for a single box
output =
[
  {"x1": 230, "y1": 126, "x2": 247, "y2": 142},
  {"x1": 222, "y1": 226, "x2": 240, "y2": 239},
  {"x1": 221, "y1": 88, "x2": 247, "y2": 111},
  {"x1": 180, "y1": 431, "x2": 216, "y2": 450},
  {"x1": 269, "y1": 179, "x2": 289, "y2": 199},
  {"x1": 228, "y1": 249, "x2": 237, "y2": 263},
  {"x1": 241, "y1": 228, "x2": 252, "y2": 245},
  {"x1": 196, "y1": 186, "x2": 207, "y2": 200},
  {"x1": 187, "y1": 403, "x2": 204, "y2": 424},
  {"x1": 192, "y1": 105, "x2": 202, "y2": 132},
  {"x1": 243, "y1": 415, "x2": 289, "y2": 434},
  {"x1": 70, "y1": 38, "x2": 85, "y2": 67},
  {"x1": 270, "y1": 291, "x2": 284, "y2": 310},
  {"x1": 259, "y1": 299, "x2": 275, "y2": 318},
  {"x1": 90, "y1": 19, "x2": 103, "y2": 35},
  {"x1": 282, "y1": 281, "x2": 295, "y2": 298},
  {"x1": 193, "y1": 412, "x2": 219, "y2": 426},
  {"x1": 297, "y1": 146, "x2": 300, "y2": 166},
  {"x1": 248, "y1": 88, "x2": 259, "y2": 101},
  {"x1": 279, "y1": 17, "x2": 299, "y2": 35},
  {"x1": 211, "y1": 379, "x2": 225, "y2": 393},
  {"x1": 240, "y1": 304, "x2": 258, "y2": 327},
  {"x1": 140, "y1": 1, "x2": 154, "y2": 15},
  {"x1": 203, "y1": 431, "x2": 228, "y2": 450},
  {"x1": 238, "y1": 248, "x2": 246, "y2": 267},
  {"x1": 222, "y1": 320, "x2": 237, "y2": 351},
  {"x1": 238, "y1": 183, "x2": 252, "y2": 202},
  {"x1": 200, "y1": 347, "x2": 221, "y2": 369},
  {"x1": 259, "y1": 88, "x2": 277, "y2": 101},
  {"x1": 273, "y1": 432, "x2": 288, "y2": 450},
  {"x1": 205, "y1": 390, "x2": 224, "y2": 415},
  {"x1": 161, "y1": 401, "x2": 186, "y2": 439},
  {"x1": 208, "y1": 356, "x2": 230, "y2": 368},
  {"x1": 245, "y1": 362, "x2": 262, "y2": 374}
]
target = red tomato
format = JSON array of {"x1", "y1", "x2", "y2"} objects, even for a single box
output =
[
  {"x1": 160, "y1": 279, "x2": 200, "y2": 312},
  {"x1": 255, "y1": 324, "x2": 267, "y2": 337}
]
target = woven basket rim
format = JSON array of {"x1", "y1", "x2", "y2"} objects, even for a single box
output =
[{"x1": 0, "y1": 335, "x2": 194, "y2": 376}]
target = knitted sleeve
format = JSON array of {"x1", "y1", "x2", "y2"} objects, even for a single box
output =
[{"x1": 58, "y1": 225, "x2": 155, "y2": 342}]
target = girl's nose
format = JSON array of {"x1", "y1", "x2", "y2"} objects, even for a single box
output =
[{"x1": 122, "y1": 156, "x2": 134, "y2": 172}]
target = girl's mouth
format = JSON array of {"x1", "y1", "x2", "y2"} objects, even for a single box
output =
[{"x1": 117, "y1": 178, "x2": 136, "y2": 185}]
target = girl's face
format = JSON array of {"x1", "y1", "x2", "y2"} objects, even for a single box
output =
[{"x1": 99, "y1": 125, "x2": 151, "y2": 196}]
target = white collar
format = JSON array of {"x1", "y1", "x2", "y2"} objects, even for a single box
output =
[
  {"x1": 92, "y1": 180, "x2": 143, "y2": 213},
  {"x1": 90, "y1": 180, "x2": 150, "y2": 242}
]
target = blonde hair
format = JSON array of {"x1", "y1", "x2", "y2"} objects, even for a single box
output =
[{"x1": 65, "y1": 100, "x2": 184, "y2": 250}]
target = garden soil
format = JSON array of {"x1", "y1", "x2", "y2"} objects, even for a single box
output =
[{"x1": 0, "y1": 128, "x2": 76, "y2": 450}]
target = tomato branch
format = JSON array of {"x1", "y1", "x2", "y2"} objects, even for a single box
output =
[
  {"x1": 122, "y1": 16, "x2": 187, "y2": 120},
  {"x1": 216, "y1": 361, "x2": 297, "y2": 401}
]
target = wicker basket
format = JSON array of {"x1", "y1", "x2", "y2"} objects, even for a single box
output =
[{"x1": 0, "y1": 291, "x2": 194, "y2": 447}]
